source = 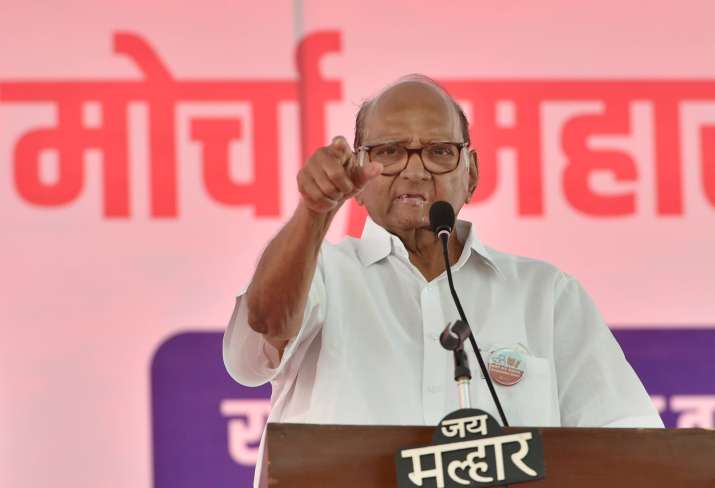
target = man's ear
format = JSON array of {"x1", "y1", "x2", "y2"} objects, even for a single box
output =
[{"x1": 467, "y1": 149, "x2": 479, "y2": 202}]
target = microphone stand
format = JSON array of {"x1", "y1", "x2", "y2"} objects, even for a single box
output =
[
  {"x1": 454, "y1": 347, "x2": 472, "y2": 409},
  {"x1": 437, "y1": 229, "x2": 510, "y2": 427},
  {"x1": 441, "y1": 321, "x2": 473, "y2": 409}
]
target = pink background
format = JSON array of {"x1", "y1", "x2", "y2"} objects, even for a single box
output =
[{"x1": 2, "y1": 1, "x2": 714, "y2": 487}]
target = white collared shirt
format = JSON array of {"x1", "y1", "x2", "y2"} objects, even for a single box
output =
[{"x1": 223, "y1": 217, "x2": 663, "y2": 486}]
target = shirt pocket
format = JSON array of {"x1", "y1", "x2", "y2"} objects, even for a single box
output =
[{"x1": 472, "y1": 351, "x2": 557, "y2": 427}]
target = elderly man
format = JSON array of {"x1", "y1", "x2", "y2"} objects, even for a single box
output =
[{"x1": 223, "y1": 75, "x2": 662, "y2": 486}]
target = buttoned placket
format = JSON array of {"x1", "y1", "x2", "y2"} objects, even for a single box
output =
[{"x1": 389, "y1": 234, "x2": 475, "y2": 424}]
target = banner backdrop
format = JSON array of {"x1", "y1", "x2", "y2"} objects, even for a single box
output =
[{"x1": 1, "y1": 2, "x2": 714, "y2": 487}]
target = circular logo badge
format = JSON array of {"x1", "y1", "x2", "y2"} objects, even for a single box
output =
[{"x1": 488, "y1": 348, "x2": 526, "y2": 386}]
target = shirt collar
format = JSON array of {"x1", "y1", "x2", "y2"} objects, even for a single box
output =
[{"x1": 357, "y1": 216, "x2": 501, "y2": 275}]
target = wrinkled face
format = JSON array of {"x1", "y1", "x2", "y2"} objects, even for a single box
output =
[{"x1": 357, "y1": 81, "x2": 477, "y2": 233}]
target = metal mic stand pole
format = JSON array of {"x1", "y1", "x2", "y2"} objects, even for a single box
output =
[{"x1": 441, "y1": 320, "x2": 473, "y2": 409}]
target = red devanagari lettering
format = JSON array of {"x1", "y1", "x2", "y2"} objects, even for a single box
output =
[
  {"x1": 11, "y1": 89, "x2": 131, "y2": 216},
  {"x1": 296, "y1": 31, "x2": 342, "y2": 162},
  {"x1": 444, "y1": 81, "x2": 543, "y2": 216},
  {"x1": 702, "y1": 125, "x2": 715, "y2": 207},
  {"x1": 561, "y1": 100, "x2": 637, "y2": 216}
]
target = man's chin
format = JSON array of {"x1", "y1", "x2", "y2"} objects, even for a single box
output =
[{"x1": 388, "y1": 211, "x2": 430, "y2": 232}]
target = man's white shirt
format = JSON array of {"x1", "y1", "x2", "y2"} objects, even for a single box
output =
[{"x1": 223, "y1": 217, "x2": 663, "y2": 486}]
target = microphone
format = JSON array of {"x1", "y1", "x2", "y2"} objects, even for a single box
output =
[
  {"x1": 429, "y1": 201, "x2": 455, "y2": 239},
  {"x1": 429, "y1": 201, "x2": 510, "y2": 426},
  {"x1": 439, "y1": 320, "x2": 471, "y2": 351}
]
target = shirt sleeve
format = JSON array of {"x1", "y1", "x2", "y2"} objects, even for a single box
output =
[
  {"x1": 553, "y1": 273, "x2": 664, "y2": 428},
  {"x1": 222, "y1": 252, "x2": 327, "y2": 387}
]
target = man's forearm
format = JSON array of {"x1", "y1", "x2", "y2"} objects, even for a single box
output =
[
  {"x1": 243, "y1": 134, "x2": 379, "y2": 355},
  {"x1": 245, "y1": 202, "x2": 335, "y2": 350}
]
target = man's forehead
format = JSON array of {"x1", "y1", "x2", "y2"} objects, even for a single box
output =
[
  {"x1": 363, "y1": 80, "x2": 460, "y2": 140},
  {"x1": 371, "y1": 80, "x2": 454, "y2": 115}
]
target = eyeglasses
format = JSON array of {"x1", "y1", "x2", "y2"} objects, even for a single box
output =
[{"x1": 357, "y1": 141, "x2": 469, "y2": 176}]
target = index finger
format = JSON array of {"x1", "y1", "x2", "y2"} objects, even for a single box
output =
[{"x1": 330, "y1": 136, "x2": 353, "y2": 164}]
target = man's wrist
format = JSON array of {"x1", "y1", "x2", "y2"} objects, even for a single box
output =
[{"x1": 293, "y1": 200, "x2": 339, "y2": 239}]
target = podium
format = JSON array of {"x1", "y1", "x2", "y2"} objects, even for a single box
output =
[{"x1": 267, "y1": 422, "x2": 715, "y2": 486}]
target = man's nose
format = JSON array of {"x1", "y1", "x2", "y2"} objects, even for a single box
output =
[{"x1": 400, "y1": 152, "x2": 430, "y2": 180}]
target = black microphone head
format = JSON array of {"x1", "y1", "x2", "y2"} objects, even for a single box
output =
[
  {"x1": 429, "y1": 201, "x2": 455, "y2": 236},
  {"x1": 439, "y1": 320, "x2": 471, "y2": 351}
]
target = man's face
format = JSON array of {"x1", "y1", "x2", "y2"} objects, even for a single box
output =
[{"x1": 357, "y1": 81, "x2": 477, "y2": 234}]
